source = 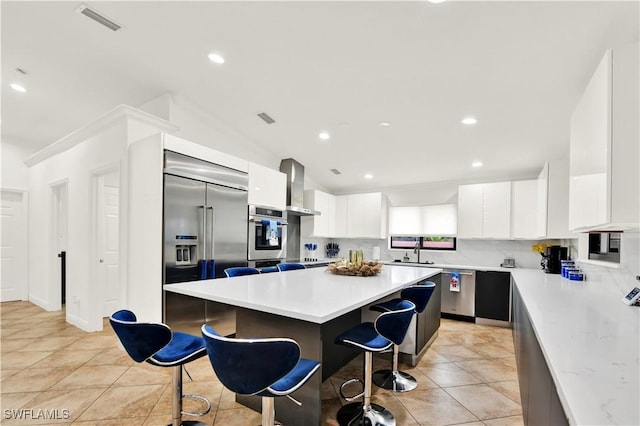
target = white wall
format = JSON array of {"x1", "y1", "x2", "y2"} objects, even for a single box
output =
[
  {"x1": 1, "y1": 139, "x2": 36, "y2": 190},
  {"x1": 28, "y1": 123, "x2": 128, "y2": 330},
  {"x1": 138, "y1": 93, "x2": 328, "y2": 192}
]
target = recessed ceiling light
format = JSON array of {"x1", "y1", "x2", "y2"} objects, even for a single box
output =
[
  {"x1": 10, "y1": 83, "x2": 26, "y2": 93},
  {"x1": 427, "y1": 0, "x2": 447, "y2": 3},
  {"x1": 364, "y1": 174, "x2": 373, "y2": 179},
  {"x1": 472, "y1": 161, "x2": 483, "y2": 168},
  {"x1": 208, "y1": 52, "x2": 225, "y2": 64},
  {"x1": 378, "y1": 121, "x2": 392, "y2": 127},
  {"x1": 462, "y1": 117, "x2": 477, "y2": 125},
  {"x1": 319, "y1": 131, "x2": 330, "y2": 140}
]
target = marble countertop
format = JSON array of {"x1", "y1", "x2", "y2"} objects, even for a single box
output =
[
  {"x1": 510, "y1": 269, "x2": 639, "y2": 425},
  {"x1": 384, "y1": 261, "x2": 514, "y2": 272},
  {"x1": 164, "y1": 265, "x2": 441, "y2": 324}
]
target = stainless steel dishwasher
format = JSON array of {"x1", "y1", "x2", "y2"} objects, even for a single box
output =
[{"x1": 440, "y1": 269, "x2": 476, "y2": 320}]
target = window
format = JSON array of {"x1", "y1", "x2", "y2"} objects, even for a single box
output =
[
  {"x1": 422, "y1": 236, "x2": 456, "y2": 250},
  {"x1": 390, "y1": 236, "x2": 456, "y2": 251}
]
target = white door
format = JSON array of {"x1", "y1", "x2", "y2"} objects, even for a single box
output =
[
  {"x1": 52, "y1": 182, "x2": 68, "y2": 307},
  {"x1": 0, "y1": 190, "x2": 28, "y2": 301},
  {"x1": 97, "y1": 173, "x2": 120, "y2": 316}
]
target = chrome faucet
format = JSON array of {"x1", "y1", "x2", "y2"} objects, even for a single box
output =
[{"x1": 414, "y1": 241, "x2": 421, "y2": 264}]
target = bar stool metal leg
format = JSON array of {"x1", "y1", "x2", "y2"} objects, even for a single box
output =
[
  {"x1": 372, "y1": 344, "x2": 418, "y2": 392},
  {"x1": 261, "y1": 397, "x2": 275, "y2": 426},
  {"x1": 336, "y1": 352, "x2": 396, "y2": 426},
  {"x1": 170, "y1": 365, "x2": 209, "y2": 426}
]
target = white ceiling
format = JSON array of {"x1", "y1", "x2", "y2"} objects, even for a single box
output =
[{"x1": 2, "y1": 1, "x2": 638, "y2": 193}]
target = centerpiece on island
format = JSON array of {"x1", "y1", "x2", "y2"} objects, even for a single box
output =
[{"x1": 327, "y1": 258, "x2": 383, "y2": 277}]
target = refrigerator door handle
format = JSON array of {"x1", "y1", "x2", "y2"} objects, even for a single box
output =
[
  {"x1": 199, "y1": 205, "x2": 207, "y2": 259},
  {"x1": 207, "y1": 206, "x2": 215, "y2": 260}
]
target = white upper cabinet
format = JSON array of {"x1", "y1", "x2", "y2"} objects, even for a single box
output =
[
  {"x1": 301, "y1": 189, "x2": 335, "y2": 237},
  {"x1": 511, "y1": 180, "x2": 538, "y2": 239},
  {"x1": 458, "y1": 182, "x2": 511, "y2": 239},
  {"x1": 346, "y1": 193, "x2": 388, "y2": 239},
  {"x1": 334, "y1": 195, "x2": 348, "y2": 238},
  {"x1": 248, "y1": 162, "x2": 286, "y2": 210},
  {"x1": 388, "y1": 204, "x2": 457, "y2": 236},
  {"x1": 569, "y1": 42, "x2": 639, "y2": 231},
  {"x1": 539, "y1": 159, "x2": 575, "y2": 238}
]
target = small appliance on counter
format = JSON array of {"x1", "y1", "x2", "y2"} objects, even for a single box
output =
[
  {"x1": 500, "y1": 257, "x2": 515, "y2": 268},
  {"x1": 542, "y1": 245, "x2": 568, "y2": 274}
]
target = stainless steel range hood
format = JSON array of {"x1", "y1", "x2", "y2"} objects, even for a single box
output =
[{"x1": 279, "y1": 158, "x2": 319, "y2": 216}]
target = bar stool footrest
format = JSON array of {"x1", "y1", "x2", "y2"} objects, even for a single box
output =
[
  {"x1": 181, "y1": 394, "x2": 211, "y2": 417},
  {"x1": 339, "y1": 378, "x2": 364, "y2": 402},
  {"x1": 336, "y1": 402, "x2": 396, "y2": 426}
]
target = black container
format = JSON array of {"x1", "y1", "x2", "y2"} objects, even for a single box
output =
[{"x1": 543, "y1": 246, "x2": 568, "y2": 274}]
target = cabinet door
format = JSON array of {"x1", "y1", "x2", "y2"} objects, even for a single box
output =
[
  {"x1": 334, "y1": 195, "x2": 348, "y2": 238},
  {"x1": 248, "y1": 162, "x2": 286, "y2": 210},
  {"x1": 536, "y1": 164, "x2": 549, "y2": 238},
  {"x1": 346, "y1": 194, "x2": 366, "y2": 237},
  {"x1": 511, "y1": 180, "x2": 538, "y2": 239},
  {"x1": 457, "y1": 184, "x2": 484, "y2": 238},
  {"x1": 569, "y1": 50, "x2": 611, "y2": 230},
  {"x1": 301, "y1": 190, "x2": 335, "y2": 237},
  {"x1": 483, "y1": 182, "x2": 511, "y2": 239},
  {"x1": 475, "y1": 271, "x2": 510, "y2": 321}
]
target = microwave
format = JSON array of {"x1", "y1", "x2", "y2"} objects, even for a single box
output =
[{"x1": 248, "y1": 205, "x2": 287, "y2": 261}]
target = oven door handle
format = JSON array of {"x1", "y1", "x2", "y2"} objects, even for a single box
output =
[{"x1": 249, "y1": 218, "x2": 288, "y2": 225}]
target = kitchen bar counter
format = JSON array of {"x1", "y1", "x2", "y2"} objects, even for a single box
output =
[
  {"x1": 511, "y1": 269, "x2": 639, "y2": 425},
  {"x1": 164, "y1": 264, "x2": 441, "y2": 324},
  {"x1": 164, "y1": 264, "x2": 441, "y2": 425}
]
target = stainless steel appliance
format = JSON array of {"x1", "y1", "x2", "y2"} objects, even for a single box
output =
[
  {"x1": 163, "y1": 150, "x2": 248, "y2": 336},
  {"x1": 248, "y1": 205, "x2": 287, "y2": 263},
  {"x1": 440, "y1": 269, "x2": 476, "y2": 320}
]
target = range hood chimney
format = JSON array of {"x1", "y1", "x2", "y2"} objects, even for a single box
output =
[{"x1": 279, "y1": 158, "x2": 319, "y2": 216}]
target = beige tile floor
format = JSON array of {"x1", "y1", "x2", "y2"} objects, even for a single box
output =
[{"x1": 0, "y1": 301, "x2": 523, "y2": 425}]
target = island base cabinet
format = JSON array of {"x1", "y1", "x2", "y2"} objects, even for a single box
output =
[
  {"x1": 513, "y1": 286, "x2": 568, "y2": 426},
  {"x1": 235, "y1": 307, "x2": 361, "y2": 426}
]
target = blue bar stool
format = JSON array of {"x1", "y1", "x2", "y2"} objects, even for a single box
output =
[
  {"x1": 369, "y1": 281, "x2": 436, "y2": 392},
  {"x1": 276, "y1": 263, "x2": 306, "y2": 271},
  {"x1": 201, "y1": 324, "x2": 320, "y2": 426},
  {"x1": 260, "y1": 266, "x2": 279, "y2": 273},
  {"x1": 109, "y1": 310, "x2": 210, "y2": 426},
  {"x1": 224, "y1": 266, "x2": 260, "y2": 277},
  {"x1": 334, "y1": 300, "x2": 416, "y2": 426}
]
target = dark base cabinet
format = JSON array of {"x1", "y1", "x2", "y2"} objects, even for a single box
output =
[
  {"x1": 513, "y1": 286, "x2": 569, "y2": 426},
  {"x1": 475, "y1": 270, "x2": 511, "y2": 321}
]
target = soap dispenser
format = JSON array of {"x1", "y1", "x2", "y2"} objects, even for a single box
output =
[{"x1": 403, "y1": 252, "x2": 410, "y2": 262}]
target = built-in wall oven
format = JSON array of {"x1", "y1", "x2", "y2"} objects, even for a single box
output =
[{"x1": 248, "y1": 205, "x2": 287, "y2": 264}]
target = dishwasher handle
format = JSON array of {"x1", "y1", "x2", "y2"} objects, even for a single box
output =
[{"x1": 442, "y1": 270, "x2": 475, "y2": 276}]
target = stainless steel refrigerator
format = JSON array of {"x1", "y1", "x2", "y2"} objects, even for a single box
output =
[{"x1": 163, "y1": 150, "x2": 248, "y2": 336}]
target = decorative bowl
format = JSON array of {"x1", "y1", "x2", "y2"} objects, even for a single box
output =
[{"x1": 327, "y1": 259, "x2": 383, "y2": 277}]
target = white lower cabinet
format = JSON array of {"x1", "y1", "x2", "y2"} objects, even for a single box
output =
[{"x1": 457, "y1": 182, "x2": 511, "y2": 239}]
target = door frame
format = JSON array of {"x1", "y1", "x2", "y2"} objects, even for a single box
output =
[
  {"x1": 49, "y1": 179, "x2": 68, "y2": 312},
  {"x1": 90, "y1": 163, "x2": 121, "y2": 331},
  {"x1": 0, "y1": 188, "x2": 29, "y2": 302}
]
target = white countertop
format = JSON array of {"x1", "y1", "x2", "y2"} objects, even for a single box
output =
[
  {"x1": 385, "y1": 261, "x2": 514, "y2": 272},
  {"x1": 164, "y1": 265, "x2": 441, "y2": 324},
  {"x1": 511, "y1": 269, "x2": 639, "y2": 426}
]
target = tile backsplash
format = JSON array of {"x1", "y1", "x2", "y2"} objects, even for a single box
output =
[{"x1": 302, "y1": 232, "x2": 639, "y2": 297}]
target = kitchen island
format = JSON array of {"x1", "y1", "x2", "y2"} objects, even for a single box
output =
[{"x1": 164, "y1": 264, "x2": 441, "y2": 425}]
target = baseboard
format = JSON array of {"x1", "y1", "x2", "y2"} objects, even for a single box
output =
[
  {"x1": 66, "y1": 312, "x2": 92, "y2": 332},
  {"x1": 29, "y1": 294, "x2": 52, "y2": 311}
]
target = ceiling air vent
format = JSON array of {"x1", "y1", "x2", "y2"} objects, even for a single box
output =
[
  {"x1": 330, "y1": 168, "x2": 342, "y2": 175},
  {"x1": 76, "y1": 4, "x2": 123, "y2": 32},
  {"x1": 257, "y1": 112, "x2": 276, "y2": 124}
]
